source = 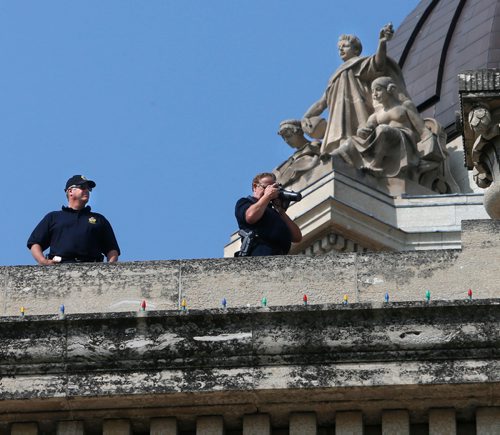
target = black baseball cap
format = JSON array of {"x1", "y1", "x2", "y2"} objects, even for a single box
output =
[{"x1": 65, "y1": 175, "x2": 96, "y2": 191}]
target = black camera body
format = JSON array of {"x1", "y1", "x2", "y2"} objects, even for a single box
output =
[
  {"x1": 278, "y1": 188, "x2": 302, "y2": 202},
  {"x1": 277, "y1": 186, "x2": 302, "y2": 210}
]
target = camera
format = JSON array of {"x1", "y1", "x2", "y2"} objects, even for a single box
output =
[
  {"x1": 276, "y1": 185, "x2": 302, "y2": 210},
  {"x1": 279, "y1": 187, "x2": 302, "y2": 202}
]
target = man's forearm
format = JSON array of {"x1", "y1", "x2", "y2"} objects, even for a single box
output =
[
  {"x1": 278, "y1": 210, "x2": 303, "y2": 243},
  {"x1": 30, "y1": 244, "x2": 55, "y2": 266},
  {"x1": 245, "y1": 197, "x2": 271, "y2": 224}
]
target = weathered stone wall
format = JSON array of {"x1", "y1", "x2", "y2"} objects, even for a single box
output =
[
  {"x1": 0, "y1": 300, "x2": 498, "y2": 432},
  {"x1": 0, "y1": 220, "x2": 498, "y2": 433},
  {"x1": 2, "y1": 220, "x2": 498, "y2": 316}
]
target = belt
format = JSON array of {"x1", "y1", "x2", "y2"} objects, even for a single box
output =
[
  {"x1": 62, "y1": 257, "x2": 103, "y2": 263},
  {"x1": 49, "y1": 254, "x2": 104, "y2": 263}
]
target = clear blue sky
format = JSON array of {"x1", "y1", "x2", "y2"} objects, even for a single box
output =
[{"x1": 0, "y1": 0, "x2": 419, "y2": 265}]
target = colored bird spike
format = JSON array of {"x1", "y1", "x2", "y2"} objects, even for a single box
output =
[
  {"x1": 384, "y1": 292, "x2": 389, "y2": 303},
  {"x1": 303, "y1": 294, "x2": 308, "y2": 305},
  {"x1": 468, "y1": 289, "x2": 473, "y2": 300},
  {"x1": 221, "y1": 297, "x2": 227, "y2": 308},
  {"x1": 140, "y1": 300, "x2": 146, "y2": 311},
  {"x1": 20, "y1": 306, "x2": 25, "y2": 316},
  {"x1": 343, "y1": 294, "x2": 348, "y2": 305},
  {"x1": 59, "y1": 304, "x2": 65, "y2": 314},
  {"x1": 181, "y1": 298, "x2": 187, "y2": 311},
  {"x1": 261, "y1": 297, "x2": 267, "y2": 307},
  {"x1": 425, "y1": 290, "x2": 431, "y2": 302}
]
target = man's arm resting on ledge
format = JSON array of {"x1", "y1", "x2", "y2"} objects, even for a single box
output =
[{"x1": 30, "y1": 244, "x2": 57, "y2": 266}]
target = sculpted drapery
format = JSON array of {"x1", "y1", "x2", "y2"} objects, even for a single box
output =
[{"x1": 321, "y1": 55, "x2": 406, "y2": 155}]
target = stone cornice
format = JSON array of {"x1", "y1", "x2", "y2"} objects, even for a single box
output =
[{"x1": 0, "y1": 300, "x2": 498, "y2": 402}]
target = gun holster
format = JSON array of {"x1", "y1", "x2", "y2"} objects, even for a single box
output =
[{"x1": 234, "y1": 229, "x2": 257, "y2": 257}]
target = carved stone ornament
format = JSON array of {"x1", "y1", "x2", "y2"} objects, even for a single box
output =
[
  {"x1": 275, "y1": 23, "x2": 460, "y2": 195},
  {"x1": 459, "y1": 70, "x2": 500, "y2": 218},
  {"x1": 274, "y1": 119, "x2": 322, "y2": 188}
]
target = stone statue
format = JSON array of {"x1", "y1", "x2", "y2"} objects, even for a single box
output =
[
  {"x1": 298, "y1": 25, "x2": 459, "y2": 194},
  {"x1": 468, "y1": 103, "x2": 500, "y2": 189},
  {"x1": 333, "y1": 76, "x2": 459, "y2": 192},
  {"x1": 458, "y1": 70, "x2": 500, "y2": 218},
  {"x1": 274, "y1": 120, "x2": 321, "y2": 187},
  {"x1": 302, "y1": 23, "x2": 407, "y2": 156},
  {"x1": 348, "y1": 76, "x2": 426, "y2": 177}
]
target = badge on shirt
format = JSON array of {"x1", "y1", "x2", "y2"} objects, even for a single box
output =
[{"x1": 88, "y1": 217, "x2": 97, "y2": 224}]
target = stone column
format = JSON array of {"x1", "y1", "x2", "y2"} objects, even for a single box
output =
[
  {"x1": 11, "y1": 423, "x2": 38, "y2": 435},
  {"x1": 243, "y1": 414, "x2": 271, "y2": 435},
  {"x1": 103, "y1": 419, "x2": 132, "y2": 435},
  {"x1": 381, "y1": 410, "x2": 409, "y2": 435},
  {"x1": 57, "y1": 421, "x2": 85, "y2": 435},
  {"x1": 335, "y1": 411, "x2": 363, "y2": 435},
  {"x1": 196, "y1": 416, "x2": 225, "y2": 435},
  {"x1": 428, "y1": 409, "x2": 456, "y2": 435},
  {"x1": 289, "y1": 412, "x2": 317, "y2": 435},
  {"x1": 150, "y1": 418, "x2": 178, "y2": 435},
  {"x1": 476, "y1": 407, "x2": 500, "y2": 434}
]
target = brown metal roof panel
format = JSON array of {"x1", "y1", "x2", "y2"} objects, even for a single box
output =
[{"x1": 387, "y1": 0, "x2": 500, "y2": 133}]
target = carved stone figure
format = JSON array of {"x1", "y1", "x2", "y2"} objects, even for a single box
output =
[
  {"x1": 468, "y1": 104, "x2": 500, "y2": 188},
  {"x1": 467, "y1": 103, "x2": 500, "y2": 217},
  {"x1": 274, "y1": 120, "x2": 321, "y2": 187},
  {"x1": 331, "y1": 77, "x2": 459, "y2": 193},
  {"x1": 344, "y1": 76, "x2": 424, "y2": 178},
  {"x1": 302, "y1": 23, "x2": 407, "y2": 156},
  {"x1": 459, "y1": 69, "x2": 500, "y2": 218},
  {"x1": 297, "y1": 25, "x2": 460, "y2": 194}
]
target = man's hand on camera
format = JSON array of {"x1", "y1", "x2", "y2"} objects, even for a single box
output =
[{"x1": 263, "y1": 183, "x2": 280, "y2": 200}]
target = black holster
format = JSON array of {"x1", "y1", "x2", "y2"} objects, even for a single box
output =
[{"x1": 234, "y1": 229, "x2": 257, "y2": 257}]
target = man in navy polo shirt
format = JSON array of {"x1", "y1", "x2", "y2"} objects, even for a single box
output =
[
  {"x1": 27, "y1": 175, "x2": 120, "y2": 265},
  {"x1": 235, "y1": 172, "x2": 302, "y2": 256}
]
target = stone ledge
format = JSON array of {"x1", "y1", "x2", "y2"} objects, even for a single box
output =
[
  {"x1": 1, "y1": 220, "x2": 499, "y2": 315},
  {"x1": 0, "y1": 300, "x2": 498, "y2": 401}
]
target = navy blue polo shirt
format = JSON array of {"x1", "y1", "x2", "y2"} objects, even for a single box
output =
[
  {"x1": 27, "y1": 206, "x2": 120, "y2": 260},
  {"x1": 235, "y1": 196, "x2": 292, "y2": 255}
]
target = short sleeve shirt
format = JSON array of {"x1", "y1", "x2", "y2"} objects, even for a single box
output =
[
  {"x1": 235, "y1": 196, "x2": 292, "y2": 254},
  {"x1": 27, "y1": 206, "x2": 120, "y2": 259}
]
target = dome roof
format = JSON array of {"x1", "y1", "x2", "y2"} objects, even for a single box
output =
[{"x1": 387, "y1": 0, "x2": 500, "y2": 138}]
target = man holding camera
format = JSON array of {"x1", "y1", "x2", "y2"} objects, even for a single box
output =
[{"x1": 235, "y1": 172, "x2": 302, "y2": 256}]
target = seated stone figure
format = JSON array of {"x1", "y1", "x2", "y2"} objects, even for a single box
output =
[
  {"x1": 340, "y1": 76, "x2": 431, "y2": 178},
  {"x1": 274, "y1": 120, "x2": 321, "y2": 187},
  {"x1": 332, "y1": 76, "x2": 459, "y2": 193}
]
